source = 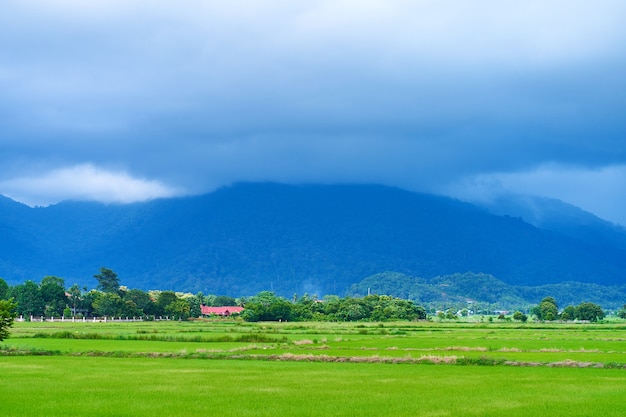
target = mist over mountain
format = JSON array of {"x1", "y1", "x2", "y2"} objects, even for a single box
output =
[
  {"x1": 1, "y1": 183, "x2": 625, "y2": 297},
  {"x1": 479, "y1": 194, "x2": 626, "y2": 251}
]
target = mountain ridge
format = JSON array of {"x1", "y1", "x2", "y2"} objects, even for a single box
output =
[
  {"x1": 1, "y1": 182, "x2": 625, "y2": 296},
  {"x1": 478, "y1": 194, "x2": 626, "y2": 251}
]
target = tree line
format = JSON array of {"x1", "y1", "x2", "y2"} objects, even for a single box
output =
[
  {"x1": 0, "y1": 268, "x2": 427, "y2": 324},
  {"x1": 241, "y1": 291, "x2": 426, "y2": 322},
  {"x1": 528, "y1": 297, "x2": 607, "y2": 322},
  {"x1": 1, "y1": 268, "x2": 215, "y2": 321},
  {"x1": 2, "y1": 270, "x2": 623, "y2": 331}
]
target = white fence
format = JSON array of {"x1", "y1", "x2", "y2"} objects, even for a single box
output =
[{"x1": 15, "y1": 316, "x2": 176, "y2": 322}]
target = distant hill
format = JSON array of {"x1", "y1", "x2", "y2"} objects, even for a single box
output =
[
  {"x1": 1, "y1": 183, "x2": 626, "y2": 297},
  {"x1": 348, "y1": 271, "x2": 626, "y2": 310}
]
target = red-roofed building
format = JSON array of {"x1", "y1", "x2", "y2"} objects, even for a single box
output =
[{"x1": 200, "y1": 305, "x2": 244, "y2": 316}]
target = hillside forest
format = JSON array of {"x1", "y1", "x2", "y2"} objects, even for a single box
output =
[{"x1": 3, "y1": 183, "x2": 626, "y2": 299}]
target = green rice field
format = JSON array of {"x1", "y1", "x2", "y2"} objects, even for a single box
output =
[{"x1": 2, "y1": 320, "x2": 626, "y2": 416}]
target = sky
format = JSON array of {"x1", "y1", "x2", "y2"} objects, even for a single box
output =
[{"x1": 1, "y1": 1, "x2": 626, "y2": 224}]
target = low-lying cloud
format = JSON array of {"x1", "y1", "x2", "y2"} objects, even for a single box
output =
[
  {"x1": 0, "y1": 164, "x2": 183, "y2": 206},
  {"x1": 445, "y1": 164, "x2": 626, "y2": 225}
]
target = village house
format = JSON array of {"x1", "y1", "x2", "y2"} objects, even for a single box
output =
[{"x1": 200, "y1": 306, "x2": 244, "y2": 317}]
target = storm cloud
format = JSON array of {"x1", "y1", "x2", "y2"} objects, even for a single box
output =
[{"x1": 1, "y1": 1, "x2": 626, "y2": 223}]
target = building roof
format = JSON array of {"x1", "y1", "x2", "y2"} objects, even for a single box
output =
[{"x1": 200, "y1": 305, "x2": 244, "y2": 316}]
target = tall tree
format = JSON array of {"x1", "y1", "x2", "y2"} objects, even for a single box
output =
[
  {"x1": 10, "y1": 280, "x2": 44, "y2": 317},
  {"x1": 0, "y1": 299, "x2": 17, "y2": 342},
  {"x1": 40, "y1": 276, "x2": 67, "y2": 316},
  {"x1": 187, "y1": 294, "x2": 202, "y2": 318},
  {"x1": 81, "y1": 290, "x2": 100, "y2": 317},
  {"x1": 0, "y1": 278, "x2": 9, "y2": 300},
  {"x1": 67, "y1": 284, "x2": 83, "y2": 316},
  {"x1": 156, "y1": 291, "x2": 178, "y2": 316},
  {"x1": 94, "y1": 267, "x2": 120, "y2": 293}
]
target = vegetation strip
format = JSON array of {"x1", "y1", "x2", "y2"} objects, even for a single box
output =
[
  {"x1": 2, "y1": 345, "x2": 624, "y2": 369},
  {"x1": 5, "y1": 270, "x2": 624, "y2": 326},
  {"x1": 28, "y1": 330, "x2": 288, "y2": 343}
]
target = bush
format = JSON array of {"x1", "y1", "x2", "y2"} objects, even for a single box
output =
[{"x1": 513, "y1": 311, "x2": 528, "y2": 322}]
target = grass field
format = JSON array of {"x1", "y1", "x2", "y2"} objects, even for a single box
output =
[{"x1": 2, "y1": 320, "x2": 626, "y2": 416}]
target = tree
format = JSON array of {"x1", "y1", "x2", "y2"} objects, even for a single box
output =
[
  {"x1": 92, "y1": 292, "x2": 124, "y2": 317},
  {"x1": 362, "y1": 295, "x2": 426, "y2": 321},
  {"x1": 513, "y1": 311, "x2": 528, "y2": 322},
  {"x1": 532, "y1": 297, "x2": 558, "y2": 321},
  {"x1": 94, "y1": 267, "x2": 120, "y2": 293},
  {"x1": 241, "y1": 291, "x2": 293, "y2": 322},
  {"x1": 212, "y1": 295, "x2": 238, "y2": 307},
  {"x1": 292, "y1": 294, "x2": 315, "y2": 320},
  {"x1": 81, "y1": 290, "x2": 100, "y2": 317},
  {"x1": 618, "y1": 305, "x2": 626, "y2": 319},
  {"x1": 0, "y1": 277, "x2": 9, "y2": 300},
  {"x1": 120, "y1": 299, "x2": 140, "y2": 317},
  {"x1": 10, "y1": 280, "x2": 44, "y2": 317},
  {"x1": 445, "y1": 308, "x2": 458, "y2": 320},
  {"x1": 187, "y1": 294, "x2": 202, "y2": 318},
  {"x1": 67, "y1": 284, "x2": 83, "y2": 316},
  {"x1": 40, "y1": 276, "x2": 67, "y2": 316},
  {"x1": 0, "y1": 299, "x2": 17, "y2": 342},
  {"x1": 165, "y1": 299, "x2": 191, "y2": 320},
  {"x1": 575, "y1": 302, "x2": 605, "y2": 322},
  {"x1": 156, "y1": 291, "x2": 178, "y2": 316},
  {"x1": 561, "y1": 305, "x2": 576, "y2": 321},
  {"x1": 336, "y1": 298, "x2": 369, "y2": 321},
  {"x1": 124, "y1": 289, "x2": 155, "y2": 316}
]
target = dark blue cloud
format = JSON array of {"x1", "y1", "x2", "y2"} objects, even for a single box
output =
[{"x1": 1, "y1": 1, "x2": 626, "y2": 223}]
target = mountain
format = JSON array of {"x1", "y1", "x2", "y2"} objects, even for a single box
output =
[
  {"x1": 1, "y1": 183, "x2": 626, "y2": 296},
  {"x1": 348, "y1": 271, "x2": 626, "y2": 310},
  {"x1": 480, "y1": 194, "x2": 626, "y2": 251}
]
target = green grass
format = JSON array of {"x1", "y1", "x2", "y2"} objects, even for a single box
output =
[
  {"x1": 2, "y1": 320, "x2": 626, "y2": 416},
  {"x1": 4, "y1": 320, "x2": 626, "y2": 365},
  {"x1": 1, "y1": 356, "x2": 625, "y2": 417}
]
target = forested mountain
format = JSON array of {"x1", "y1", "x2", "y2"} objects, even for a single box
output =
[
  {"x1": 348, "y1": 272, "x2": 626, "y2": 310},
  {"x1": 1, "y1": 183, "x2": 626, "y2": 297}
]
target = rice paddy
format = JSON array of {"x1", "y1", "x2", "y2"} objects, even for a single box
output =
[{"x1": 2, "y1": 320, "x2": 626, "y2": 416}]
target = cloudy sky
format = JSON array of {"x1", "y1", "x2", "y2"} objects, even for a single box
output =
[{"x1": 1, "y1": 1, "x2": 626, "y2": 224}]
